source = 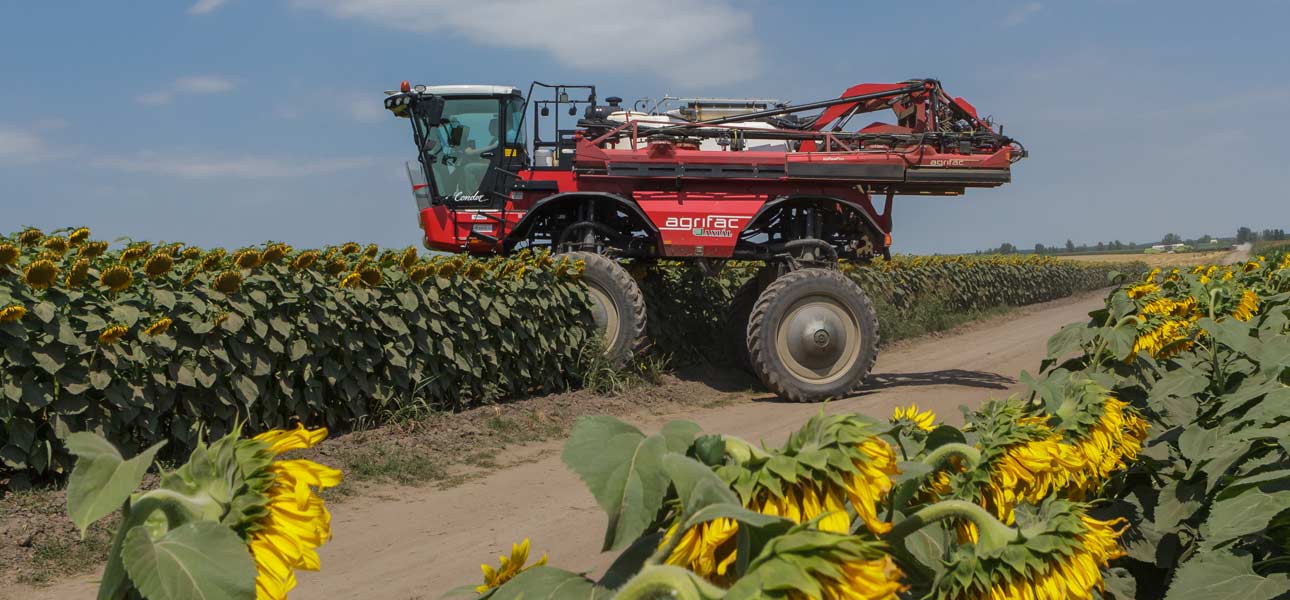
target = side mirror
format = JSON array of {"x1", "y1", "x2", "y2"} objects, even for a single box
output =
[{"x1": 421, "y1": 95, "x2": 446, "y2": 126}]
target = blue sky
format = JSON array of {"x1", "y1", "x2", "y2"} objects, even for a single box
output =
[{"x1": 2, "y1": 1, "x2": 1287, "y2": 254}]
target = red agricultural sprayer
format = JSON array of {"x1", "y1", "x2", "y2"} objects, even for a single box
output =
[{"x1": 384, "y1": 79, "x2": 1025, "y2": 401}]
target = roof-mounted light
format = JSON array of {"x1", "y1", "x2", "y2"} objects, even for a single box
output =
[
  {"x1": 414, "y1": 84, "x2": 427, "y2": 93},
  {"x1": 400, "y1": 80, "x2": 411, "y2": 93}
]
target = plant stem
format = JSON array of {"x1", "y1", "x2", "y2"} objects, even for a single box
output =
[
  {"x1": 883, "y1": 500, "x2": 1017, "y2": 553},
  {"x1": 919, "y1": 443, "x2": 980, "y2": 470}
]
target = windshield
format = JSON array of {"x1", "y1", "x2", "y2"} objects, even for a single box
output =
[{"x1": 414, "y1": 97, "x2": 502, "y2": 201}]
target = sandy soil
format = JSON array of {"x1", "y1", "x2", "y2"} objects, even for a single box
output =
[{"x1": 10, "y1": 289, "x2": 1110, "y2": 600}]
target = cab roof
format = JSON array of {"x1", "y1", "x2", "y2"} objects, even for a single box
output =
[{"x1": 419, "y1": 85, "x2": 521, "y2": 97}]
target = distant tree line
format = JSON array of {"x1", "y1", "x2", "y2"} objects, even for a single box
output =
[{"x1": 977, "y1": 226, "x2": 1288, "y2": 255}]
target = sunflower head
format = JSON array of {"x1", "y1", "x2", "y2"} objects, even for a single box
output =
[
  {"x1": 0, "y1": 304, "x2": 26, "y2": 323},
  {"x1": 399, "y1": 246, "x2": 418, "y2": 271},
  {"x1": 65, "y1": 258, "x2": 91, "y2": 288},
  {"x1": 213, "y1": 270, "x2": 243, "y2": 295},
  {"x1": 24, "y1": 259, "x2": 59, "y2": 290},
  {"x1": 67, "y1": 227, "x2": 91, "y2": 245},
  {"x1": 291, "y1": 250, "x2": 320, "y2": 270},
  {"x1": 476, "y1": 538, "x2": 548, "y2": 594},
  {"x1": 362, "y1": 243, "x2": 379, "y2": 258},
  {"x1": 408, "y1": 264, "x2": 432, "y2": 283},
  {"x1": 243, "y1": 424, "x2": 342, "y2": 600},
  {"x1": 339, "y1": 242, "x2": 360, "y2": 255},
  {"x1": 199, "y1": 249, "x2": 227, "y2": 271},
  {"x1": 261, "y1": 243, "x2": 292, "y2": 264},
  {"x1": 891, "y1": 404, "x2": 936, "y2": 432},
  {"x1": 933, "y1": 500, "x2": 1125, "y2": 600},
  {"x1": 359, "y1": 265, "x2": 382, "y2": 287},
  {"x1": 0, "y1": 243, "x2": 18, "y2": 267},
  {"x1": 339, "y1": 272, "x2": 363, "y2": 289},
  {"x1": 233, "y1": 249, "x2": 263, "y2": 270},
  {"x1": 78, "y1": 240, "x2": 109, "y2": 260},
  {"x1": 144, "y1": 317, "x2": 173, "y2": 337},
  {"x1": 120, "y1": 243, "x2": 150, "y2": 264},
  {"x1": 726, "y1": 528, "x2": 905, "y2": 600},
  {"x1": 1232, "y1": 289, "x2": 1259, "y2": 321},
  {"x1": 181, "y1": 247, "x2": 203, "y2": 261},
  {"x1": 660, "y1": 517, "x2": 740, "y2": 583},
  {"x1": 324, "y1": 257, "x2": 348, "y2": 276},
  {"x1": 97, "y1": 324, "x2": 129, "y2": 345},
  {"x1": 143, "y1": 251, "x2": 174, "y2": 278},
  {"x1": 100, "y1": 265, "x2": 134, "y2": 293},
  {"x1": 41, "y1": 236, "x2": 69, "y2": 255},
  {"x1": 17, "y1": 228, "x2": 44, "y2": 246}
]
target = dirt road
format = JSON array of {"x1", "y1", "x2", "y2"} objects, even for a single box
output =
[{"x1": 17, "y1": 291, "x2": 1105, "y2": 600}]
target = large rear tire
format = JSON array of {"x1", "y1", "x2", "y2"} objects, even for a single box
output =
[
  {"x1": 726, "y1": 276, "x2": 762, "y2": 373},
  {"x1": 747, "y1": 268, "x2": 879, "y2": 402},
  {"x1": 564, "y1": 251, "x2": 647, "y2": 366}
]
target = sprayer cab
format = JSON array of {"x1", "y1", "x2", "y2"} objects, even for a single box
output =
[{"x1": 385, "y1": 83, "x2": 527, "y2": 211}]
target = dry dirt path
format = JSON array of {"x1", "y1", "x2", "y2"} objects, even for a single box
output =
[{"x1": 16, "y1": 291, "x2": 1106, "y2": 600}]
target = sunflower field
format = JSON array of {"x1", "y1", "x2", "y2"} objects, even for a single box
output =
[
  {"x1": 0, "y1": 227, "x2": 594, "y2": 489},
  {"x1": 1, "y1": 226, "x2": 1140, "y2": 491},
  {"x1": 448, "y1": 254, "x2": 1290, "y2": 599}
]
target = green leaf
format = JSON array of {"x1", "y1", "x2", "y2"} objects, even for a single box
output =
[
  {"x1": 662, "y1": 454, "x2": 740, "y2": 520},
  {"x1": 121, "y1": 521, "x2": 256, "y2": 600},
  {"x1": 597, "y1": 532, "x2": 663, "y2": 590},
  {"x1": 485, "y1": 566, "x2": 605, "y2": 600},
  {"x1": 1155, "y1": 479, "x2": 1203, "y2": 532},
  {"x1": 1046, "y1": 323, "x2": 1088, "y2": 358},
  {"x1": 65, "y1": 433, "x2": 165, "y2": 536},
  {"x1": 1200, "y1": 490, "x2": 1290, "y2": 549},
  {"x1": 659, "y1": 420, "x2": 701, "y2": 454},
  {"x1": 1164, "y1": 549, "x2": 1290, "y2": 600},
  {"x1": 561, "y1": 416, "x2": 670, "y2": 551}
]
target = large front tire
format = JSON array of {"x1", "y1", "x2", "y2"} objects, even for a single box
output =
[
  {"x1": 564, "y1": 251, "x2": 647, "y2": 366},
  {"x1": 747, "y1": 268, "x2": 879, "y2": 402}
]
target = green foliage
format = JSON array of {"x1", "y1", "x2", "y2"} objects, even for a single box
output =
[
  {"x1": 120, "y1": 521, "x2": 257, "y2": 600},
  {"x1": 0, "y1": 229, "x2": 595, "y2": 488}
]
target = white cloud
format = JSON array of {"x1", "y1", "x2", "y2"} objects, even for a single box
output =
[
  {"x1": 189, "y1": 0, "x2": 229, "y2": 15},
  {"x1": 0, "y1": 127, "x2": 60, "y2": 166},
  {"x1": 1002, "y1": 2, "x2": 1043, "y2": 27},
  {"x1": 136, "y1": 75, "x2": 237, "y2": 106},
  {"x1": 289, "y1": 0, "x2": 761, "y2": 87},
  {"x1": 93, "y1": 153, "x2": 375, "y2": 178}
]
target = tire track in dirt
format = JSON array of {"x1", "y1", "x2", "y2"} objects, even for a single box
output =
[{"x1": 14, "y1": 291, "x2": 1107, "y2": 600}]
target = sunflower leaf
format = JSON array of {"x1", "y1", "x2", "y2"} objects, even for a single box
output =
[
  {"x1": 1164, "y1": 548, "x2": 1290, "y2": 600},
  {"x1": 121, "y1": 520, "x2": 256, "y2": 600},
  {"x1": 1199, "y1": 489, "x2": 1290, "y2": 549},
  {"x1": 65, "y1": 433, "x2": 165, "y2": 536},
  {"x1": 486, "y1": 566, "x2": 606, "y2": 599},
  {"x1": 562, "y1": 416, "x2": 671, "y2": 551}
]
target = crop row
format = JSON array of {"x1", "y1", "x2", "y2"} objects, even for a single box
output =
[{"x1": 1, "y1": 227, "x2": 1141, "y2": 489}]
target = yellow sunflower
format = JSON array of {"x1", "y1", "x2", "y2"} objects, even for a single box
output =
[
  {"x1": 41, "y1": 236, "x2": 69, "y2": 255},
  {"x1": 408, "y1": 264, "x2": 432, "y2": 283},
  {"x1": 891, "y1": 404, "x2": 936, "y2": 432},
  {"x1": 100, "y1": 265, "x2": 134, "y2": 293},
  {"x1": 0, "y1": 304, "x2": 26, "y2": 323},
  {"x1": 1232, "y1": 289, "x2": 1258, "y2": 321},
  {"x1": 476, "y1": 538, "x2": 548, "y2": 594},
  {"x1": 339, "y1": 242, "x2": 360, "y2": 255},
  {"x1": 362, "y1": 243, "x2": 379, "y2": 258},
  {"x1": 68, "y1": 227, "x2": 91, "y2": 245},
  {"x1": 749, "y1": 481, "x2": 852, "y2": 534},
  {"x1": 24, "y1": 259, "x2": 60, "y2": 290},
  {"x1": 234, "y1": 249, "x2": 263, "y2": 270},
  {"x1": 17, "y1": 228, "x2": 44, "y2": 246},
  {"x1": 358, "y1": 265, "x2": 382, "y2": 287},
  {"x1": 291, "y1": 250, "x2": 320, "y2": 270},
  {"x1": 339, "y1": 272, "x2": 363, "y2": 289},
  {"x1": 261, "y1": 244, "x2": 292, "y2": 264},
  {"x1": 121, "y1": 244, "x2": 150, "y2": 264},
  {"x1": 98, "y1": 325, "x2": 128, "y2": 345},
  {"x1": 788, "y1": 554, "x2": 905, "y2": 600},
  {"x1": 248, "y1": 425, "x2": 342, "y2": 600},
  {"x1": 213, "y1": 270, "x2": 243, "y2": 294},
  {"x1": 842, "y1": 438, "x2": 900, "y2": 535},
  {"x1": 660, "y1": 517, "x2": 740, "y2": 581},
  {"x1": 0, "y1": 243, "x2": 18, "y2": 266},
  {"x1": 200, "y1": 249, "x2": 227, "y2": 271},
  {"x1": 143, "y1": 252, "x2": 174, "y2": 278},
  {"x1": 65, "y1": 258, "x2": 91, "y2": 288},
  {"x1": 144, "y1": 317, "x2": 173, "y2": 336},
  {"x1": 399, "y1": 247, "x2": 418, "y2": 271},
  {"x1": 324, "y1": 258, "x2": 348, "y2": 276},
  {"x1": 78, "y1": 240, "x2": 109, "y2": 260}
]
